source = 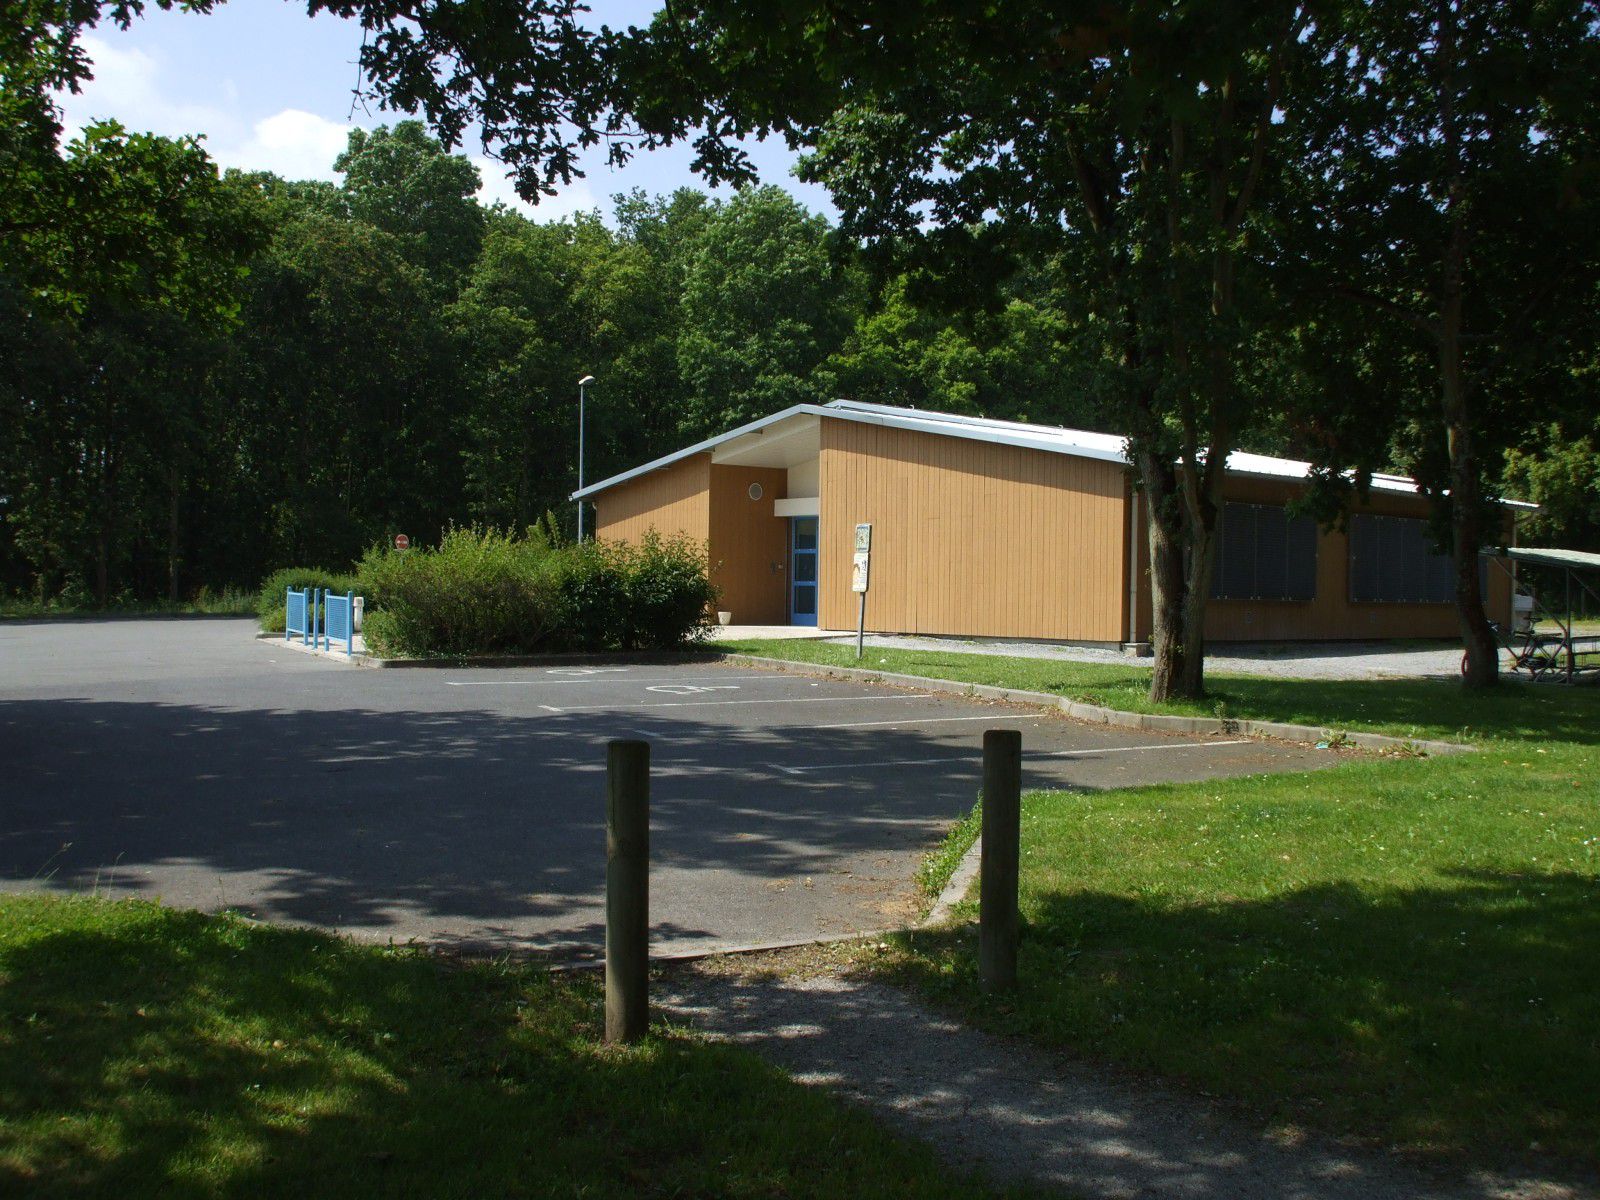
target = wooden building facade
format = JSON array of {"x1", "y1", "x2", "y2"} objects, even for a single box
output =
[{"x1": 580, "y1": 400, "x2": 1514, "y2": 645}]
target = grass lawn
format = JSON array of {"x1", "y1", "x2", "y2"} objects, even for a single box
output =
[
  {"x1": 0, "y1": 590, "x2": 256, "y2": 621},
  {"x1": 729, "y1": 639, "x2": 1600, "y2": 1174},
  {"x1": 721, "y1": 637, "x2": 1598, "y2": 742},
  {"x1": 0, "y1": 896, "x2": 1030, "y2": 1200}
]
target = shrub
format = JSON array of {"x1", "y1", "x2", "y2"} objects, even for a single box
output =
[
  {"x1": 356, "y1": 526, "x2": 568, "y2": 658},
  {"x1": 353, "y1": 527, "x2": 716, "y2": 658},
  {"x1": 553, "y1": 532, "x2": 718, "y2": 652},
  {"x1": 256, "y1": 567, "x2": 359, "y2": 632}
]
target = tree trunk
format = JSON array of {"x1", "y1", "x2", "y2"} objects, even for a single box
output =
[
  {"x1": 1449, "y1": 451, "x2": 1497, "y2": 687},
  {"x1": 1177, "y1": 511, "x2": 1219, "y2": 698},
  {"x1": 1443, "y1": 358, "x2": 1497, "y2": 685},
  {"x1": 94, "y1": 532, "x2": 109, "y2": 608},
  {"x1": 167, "y1": 465, "x2": 182, "y2": 605},
  {"x1": 1436, "y1": 0, "x2": 1497, "y2": 688},
  {"x1": 1141, "y1": 451, "x2": 1196, "y2": 702},
  {"x1": 95, "y1": 446, "x2": 115, "y2": 608}
]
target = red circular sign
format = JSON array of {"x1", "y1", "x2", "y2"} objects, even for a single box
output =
[{"x1": 394, "y1": 533, "x2": 411, "y2": 550}]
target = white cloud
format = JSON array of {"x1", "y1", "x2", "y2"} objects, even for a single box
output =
[
  {"x1": 57, "y1": 35, "x2": 237, "y2": 145},
  {"x1": 234, "y1": 109, "x2": 353, "y2": 181},
  {"x1": 55, "y1": 35, "x2": 608, "y2": 219},
  {"x1": 56, "y1": 36, "x2": 353, "y2": 180}
]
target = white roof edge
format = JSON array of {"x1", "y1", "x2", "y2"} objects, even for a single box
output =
[
  {"x1": 1491, "y1": 545, "x2": 1600, "y2": 569},
  {"x1": 572, "y1": 399, "x2": 1130, "y2": 499},
  {"x1": 573, "y1": 398, "x2": 1535, "y2": 509},
  {"x1": 571, "y1": 404, "x2": 833, "y2": 499},
  {"x1": 821, "y1": 403, "x2": 1131, "y2": 466}
]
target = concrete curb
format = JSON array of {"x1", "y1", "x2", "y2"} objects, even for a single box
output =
[
  {"x1": 352, "y1": 649, "x2": 717, "y2": 670},
  {"x1": 717, "y1": 653, "x2": 1475, "y2": 756},
  {"x1": 256, "y1": 630, "x2": 718, "y2": 671},
  {"x1": 924, "y1": 836, "x2": 983, "y2": 927}
]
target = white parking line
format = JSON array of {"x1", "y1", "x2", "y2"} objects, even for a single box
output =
[
  {"x1": 445, "y1": 675, "x2": 780, "y2": 687},
  {"x1": 539, "y1": 693, "x2": 932, "y2": 714},
  {"x1": 810, "y1": 714, "x2": 1026, "y2": 730},
  {"x1": 771, "y1": 739, "x2": 1254, "y2": 776}
]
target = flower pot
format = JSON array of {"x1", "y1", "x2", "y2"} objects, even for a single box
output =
[{"x1": 717, "y1": 611, "x2": 733, "y2": 626}]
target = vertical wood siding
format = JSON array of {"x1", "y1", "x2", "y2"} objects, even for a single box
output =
[
  {"x1": 817, "y1": 418, "x2": 1128, "y2": 640},
  {"x1": 707, "y1": 464, "x2": 790, "y2": 625},
  {"x1": 1194, "y1": 477, "x2": 1512, "y2": 641},
  {"x1": 592, "y1": 454, "x2": 711, "y2": 547},
  {"x1": 594, "y1": 429, "x2": 1511, "y2": 644}
]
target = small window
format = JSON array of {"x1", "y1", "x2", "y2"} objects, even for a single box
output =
[
  {"x1": 1349, "y1": 514, "x2": 1484, "y2": 603},
  {"x1": 1210, "y1": 503, "x2": 1317, "y2": 601}
]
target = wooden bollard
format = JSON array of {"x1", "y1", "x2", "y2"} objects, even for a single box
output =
[
  {"x1": 979, "y1": 728, "x2": 1021, "y2": 993},
  {"x1": 605, "y1": 739, "x2": 650, "y2": 1043}
]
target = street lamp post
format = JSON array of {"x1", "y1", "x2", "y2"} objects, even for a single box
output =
[{"x1": 577, "y1": 374, "x2": 595, "y2": 541}]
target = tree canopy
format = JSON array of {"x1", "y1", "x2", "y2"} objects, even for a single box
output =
[{"x1": 3, "y1": 0, "x2": 1598, "y2": 702}]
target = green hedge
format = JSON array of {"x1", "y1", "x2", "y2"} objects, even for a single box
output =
[
  {"x1": 556, "y1": 533, "x2": 721, "y2": 652},
  {"x1": 355, "y1": 527, "x2": 717, "y2": 658},
  {"x1": 256, "y1": 567, "x2": 359, "y2": 632}
]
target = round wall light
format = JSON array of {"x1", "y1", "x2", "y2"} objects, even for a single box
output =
[{"x1": 747, "y1": 482, "x2": 764, "y2": 500}]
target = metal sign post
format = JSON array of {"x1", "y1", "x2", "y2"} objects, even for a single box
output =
[{"x1": 852, "y1": 523, "x2": 872, "y2": 659}]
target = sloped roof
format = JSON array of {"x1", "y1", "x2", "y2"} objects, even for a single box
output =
[
  {"x1": 573, "y1": 399, "x2": 1533, "y2": 509},
  {"x1": 1492, "y1": 546, "x2": 1600, "y2": 571}
]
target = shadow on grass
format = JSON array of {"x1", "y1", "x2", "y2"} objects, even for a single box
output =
[
  {"x1": 0, "y1": 897, "x2": 1009, "y2": 1200},
  {"x1": 884, "y1": 869, "x2": 1600, "y2": 1178},
  {"x1": 730, "y1": 639, "x2": 1600, "y2": 744},
  {"x1": 1204, "y1": 675, "x2": 1600, "y2": 744}
]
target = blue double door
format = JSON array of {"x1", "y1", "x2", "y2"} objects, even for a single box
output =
[{"x1": 789, "y1": 517, "x2": 818, "y2": 626}]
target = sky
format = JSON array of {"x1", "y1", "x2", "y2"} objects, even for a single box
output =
[{"x1": 54, "y1": 0, "x2": 836, "y2": 223}]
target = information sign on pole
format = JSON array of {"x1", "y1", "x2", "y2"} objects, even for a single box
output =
[{"x1": 853, "y1": 523, "x2": 872, "y2": 658}]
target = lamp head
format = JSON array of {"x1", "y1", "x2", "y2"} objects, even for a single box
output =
[{"x1": 578, "y1": 375, "x2": 596, "y2": 386}]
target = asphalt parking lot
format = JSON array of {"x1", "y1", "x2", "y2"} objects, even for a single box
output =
[{"x1": 1, "y1": 618, "x2": 1337, "y2": 956}]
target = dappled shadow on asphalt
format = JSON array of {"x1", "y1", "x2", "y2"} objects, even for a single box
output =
[
  {"x1": 0, "y1": 693, "x2": 1120, "y2": 954},
  {"x1": 868, "y1": 869, "x2": 1600, "y2": 1184}
]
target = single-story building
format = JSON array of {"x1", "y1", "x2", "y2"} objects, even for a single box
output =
[{"x1": 573, "y1": 399, "x2": 1516, "y2": 645}]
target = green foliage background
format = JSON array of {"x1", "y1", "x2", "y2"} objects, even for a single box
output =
[
  {"x1": 1, "y1": 118, "x2": 1126, "y2": 608},
  {"x1": 3, "y1": 17, "x2": 1600, "y2": 614}
]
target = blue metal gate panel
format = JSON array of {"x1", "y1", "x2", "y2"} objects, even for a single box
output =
[
  {"x1": 284, "y1": 587, "x2": 313, "y2": 645},
  {"x1": 322, "y1": 590, "x2": 355, "y2": 656}
]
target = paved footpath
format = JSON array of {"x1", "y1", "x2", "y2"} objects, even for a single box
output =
[{"x1": 662, "y1": 970, "x2": 1592, "y2": 1200}]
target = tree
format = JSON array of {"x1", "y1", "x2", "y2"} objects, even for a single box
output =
[
  {"x1": 612, "y1": 5, "x2": 1310, "y2": 700},
  {"x1": 2, "y1": 0, "x2": 242, "y2": 314},
  {"x1": 334, "y1": 121, "x2": 487, "y2": 294},
  {"x1": 448, "y1": 214, "x2": 595, "y2": 526},
  {"x1": 1504, "y1": 426, "x2": 1600, "y2": 553},
  {"x1": 54, "y1": 0, "x2": 1293, "y2": 698},
  {"x1": 0, "y1": 129, "x2": 266, "y2": 604},
  {"x1": 674, "y1": 185, "x2": 849, "y2": 438},
  {"x1": 228, "y1": 209, "x2": 456, "y2": 569},
  {"x1": 828, "y1": 267, "x2": 1106, "y2": 430},
  {"x1": 1294, "y1": 0, "x2": 1600, "y2": 686}
]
